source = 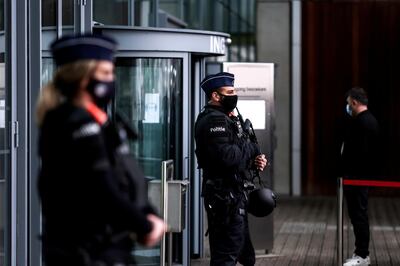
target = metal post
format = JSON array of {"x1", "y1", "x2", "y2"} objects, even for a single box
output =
[
  {"x1": 167, "y1": 162, "x2": 174, "y2": 266},
  {"x1": 161, "y1": 160, "x2": 173, "y2": 266},
  {"x1": 57, "y1": 0, "x2": 62, "y2": 37},
  {"x1": 337, "y1": 177, "x2": 344, "y2": 266},
  {"x1": 168, "y1": 232, "x2": 173, "y2": 266}
]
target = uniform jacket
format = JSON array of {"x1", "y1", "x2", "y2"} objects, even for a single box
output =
[
  {"x1": 194, "y1": 104, "x2": 259, "y2": 187},
  {"x1": 38, "y1": 101, "x2": 154, "y2": 254}
]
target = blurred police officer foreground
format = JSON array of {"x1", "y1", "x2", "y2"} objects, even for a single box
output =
[
  {"x1": 36, "y1": 34, "x2": 166, "y2": 266},
  {"x1": 194, "y1": 72, "x2": 268, "y2": 266}
]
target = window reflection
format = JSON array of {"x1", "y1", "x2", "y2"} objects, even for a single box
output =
[
  {"x1": 115, "y1": 58, "x2": 182, "y2": 265},
  {"x1": 42, "y1": 58, "x2": 56, "y2": 86},
  {"x1": 0, "y1": 0, "x2": 3, "y2": 31},
  {"x1": 184, "y1": 0, "x2": 256, "y2": 62},
  {"x1": 93, "y1": 0, "x2": 154, "y2": 27},
  {"x1": 42, "y1": 0, "x2": 73, "y2": 27},
  {"x1": 159, "y1": 0, "x2": 183, "y2": 20},
  {"x1": 115, "y1": 58, "x2": 182, "y2": 180},
  {"x1": 0, "y1": 0, "x2": 6, "y2": 263},
  {"x1": 94, "y1": 0, "x2": 132, "y2": 26},
  {"x1": 0, "y1": 59, "x2": 5, "y2": 266}
]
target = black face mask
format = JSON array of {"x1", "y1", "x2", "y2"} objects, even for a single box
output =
[
  {"x1": 87, "y1": 78, "x2": 116, "y2": 108},
  {"x1": 218, "y1": 92, "x2": 238, "y2": 112}
]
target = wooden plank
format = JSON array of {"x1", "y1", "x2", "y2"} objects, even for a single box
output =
[
  {"x1": 380, "y1": 198, "x2": 400, "y2": 265},
  {"x1": 272, "y1": 198, "x2": 319, "y2": 266},
  {"x1": 319, "y1": 199, "x2": 337, "y2": 266},
  {"x1": 369, "y1": 197, "x2": 378, "y2": 266},
  {"x1": 287, "y1": 200, "x2": 323, "y2": 265},
  {"x1": 370, "y1": 198, "x2": 391, "y2": 266},
  {"x1": 303, "y1": 198, "x2": 332, "y2": 266}
]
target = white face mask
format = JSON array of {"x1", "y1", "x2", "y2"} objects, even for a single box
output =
[{"x1": 346, "y1": 104, "x2": 353, "y2": 116}]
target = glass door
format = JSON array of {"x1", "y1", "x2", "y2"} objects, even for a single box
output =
[
  {"x1": 0, "y1": 0, "x2": 8, "y2": 264},
  {"x1": 115, "y1": 57, "x2": 183, "y2": 265},
  {"x1": 0, "y1": 56, "x2": 7, "y2": 266}
]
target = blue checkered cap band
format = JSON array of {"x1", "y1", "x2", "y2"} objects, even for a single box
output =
[
  {"x1": 51, "y1": 33, "x2": 117, "y2": 66},
  {"x1": 200, "y1": 72, "x2": 235, "y2": 94}
]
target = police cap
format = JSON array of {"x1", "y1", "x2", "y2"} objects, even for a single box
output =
[
  {"x1": 50, "y1": 33, "x2": 117, "y2": 67},
  {"x1": 200, "y1": 72, "x2": 234, "y2": 95}
]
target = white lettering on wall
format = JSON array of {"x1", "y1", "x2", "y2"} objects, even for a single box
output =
[{"x1": 210, "y1": 36, "x2": 226, "y2": 54}]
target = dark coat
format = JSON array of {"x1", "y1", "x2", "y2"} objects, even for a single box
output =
[
  {"x1": 341, "y1": 110, "x2": 380, "y2": 178},
  {"x1": 38, "y1": 102, "x2": 154, "y2": 264}
]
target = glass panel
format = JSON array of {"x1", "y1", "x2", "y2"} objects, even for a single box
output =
[
  {"x1": 159, "y1": 0, "x2": 183, "y2": 20},
  {"x1": 0, "y1": 0, "x2": 7, "y2": 264},
  {"x1": 94, "y1": 0, "x2": 133, "y2": 26},
  {"x1": 134, "y1": 0, "x2": 153, "y2": 27},
  {"x1": 42, "y1": 0, "x2": 56, "y2": 27},
  {"x1": 115, "y1": 58, "x2": 182, "y2": 265},
  {"x1": 42, "y1": 58, "x2": 56, "y2": 86},
  {"x1": 62, "y1": 0, "x2": 74, "y2": 34},
  {"x1": 42, "y1": 0, "x2": 74, "y2": 34},
  {"x1": 93, "y1": 0, "x2": 157, "y2": 27},
  {"x1": 0, "y1": 59, "x2": 6, "y2": 266}
]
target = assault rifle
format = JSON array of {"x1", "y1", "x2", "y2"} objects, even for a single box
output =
[
  {"x1": 235, "y1": 107, "x2": 277, "y2": 216},
  {"x1": 235, "y1": 107, "x2": 263, "y2": 185}
]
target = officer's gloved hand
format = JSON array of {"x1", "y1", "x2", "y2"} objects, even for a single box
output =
[
  {"x1": 254, "y1": 154, "x2": 267, "y2": 171},
  {"x1": 141, "y1": 214, "x2": 167, "y2": 247}
]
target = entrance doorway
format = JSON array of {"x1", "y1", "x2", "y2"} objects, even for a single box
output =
[{"x1": 114, "y1": 56, "x2": 184, "y2": 265}]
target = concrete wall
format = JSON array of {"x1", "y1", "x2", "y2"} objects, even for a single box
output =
[{"x1": 257, "y1": 1, "x2": 291, "y2": 195}]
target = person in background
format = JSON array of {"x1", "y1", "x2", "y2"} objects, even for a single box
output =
[
  {"x1": 341, "y1": 87, "x2": 379, "y2": 266},
  {"x1": 36, "y1": 34, "x2": 166, "y2": 266},
  {"x1": 194, "y1": 72, "x2": 268, "y2": 266}
]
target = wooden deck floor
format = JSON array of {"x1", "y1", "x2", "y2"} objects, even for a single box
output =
[{"x1": 192, "y1": 196, "x2": 400, "y2": 266}]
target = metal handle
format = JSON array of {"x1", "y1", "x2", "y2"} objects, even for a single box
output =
[{"x1": 337, "y1": 177, "x2": 344, "y2": 266}]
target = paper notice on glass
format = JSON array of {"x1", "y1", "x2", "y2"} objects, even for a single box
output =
[
  {"x1": 0, "y1": 100, "x2": 4, "y2": 128},
  {"x1": 143, "y1": 93, "x2": 160, "y2": 123},
  {"x1": 236, "y1": 100, "x2": 266, "y2": 130}
]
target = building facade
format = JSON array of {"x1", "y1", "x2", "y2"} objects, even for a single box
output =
[{"x1": 0, "y1": 0, "x2": 259, "y2": 265}]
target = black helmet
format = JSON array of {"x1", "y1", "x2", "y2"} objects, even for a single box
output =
[{"x1": 248, "y1": 188, "x2": 277, "y2": 217}]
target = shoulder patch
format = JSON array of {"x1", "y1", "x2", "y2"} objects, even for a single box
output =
[{"x1": 73, "y1": 122, "x2": 101, "y2": 139}]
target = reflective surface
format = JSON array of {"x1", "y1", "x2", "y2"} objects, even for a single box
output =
[
  {"x1": 0, "y1": 0, "x2": 7, "y2": 264},
  {"x1": 41, "y1": 58, "x2": 56, "y2": 86},
  {"x1": 159, "y1": 0, "x2": 183, "y2": 20},
  {"x1": 115, "y1": 57, "x2": 182, "y2": 265},
  {"x1": 94, "y1": 0, "x2": 155, "y2": 27},
  {"x1": 184, "y1": 0, "x2": 256, "y2": 62},
  {"x1": 42, "y1": 0, "x2": 74, "y2": 28}
]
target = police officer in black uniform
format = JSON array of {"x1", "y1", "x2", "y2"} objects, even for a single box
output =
[
  {"x1": 194, "y1": 72, "x2": 268, "y2": 266},
  {"x1": 37, "y1": 34, "x2": 166, "y2": 266}
]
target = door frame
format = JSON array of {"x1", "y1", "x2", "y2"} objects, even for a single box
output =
[{"x1": 115, "y1": 51, "x2": 191, "y2": 266}]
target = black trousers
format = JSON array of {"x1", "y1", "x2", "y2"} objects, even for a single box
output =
[
  {"x1": 205, "y1": 199, "x2": 255, "y2": 266},
  {"x1": 344, "y1": 186, "x2": 370, "y2": 258}
]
